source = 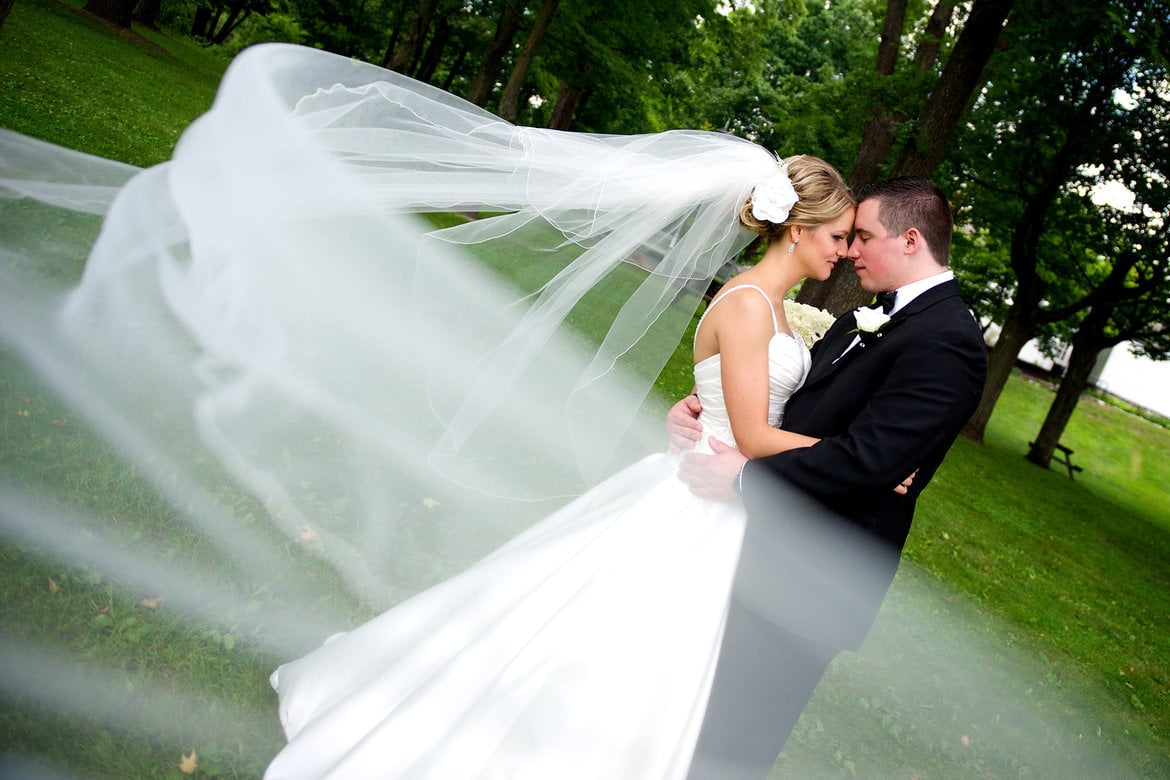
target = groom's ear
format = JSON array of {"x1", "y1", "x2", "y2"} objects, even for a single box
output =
[{"x1": 902, "y1": 227, "x2": 922, "y2": 254}]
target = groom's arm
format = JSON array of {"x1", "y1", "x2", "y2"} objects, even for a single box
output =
[{"x1": 753, "y1": 319, "x2": 985, "y2": 502}]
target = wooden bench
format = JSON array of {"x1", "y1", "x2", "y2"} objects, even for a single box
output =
[{"x1": 1031, "y1": 441, "x2": 1084, "y2": 480}]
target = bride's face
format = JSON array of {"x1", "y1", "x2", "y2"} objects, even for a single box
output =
[{"x1": 797, "y1": 209, "x2": 854, "y2": 281}]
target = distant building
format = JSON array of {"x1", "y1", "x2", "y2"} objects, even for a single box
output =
[{"x1": 984, "y1": 324, "x2": 1169, "y2": 418}]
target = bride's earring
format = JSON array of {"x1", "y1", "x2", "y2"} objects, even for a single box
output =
[{"x1": 788, "y1": 239, "x2": 798, "y2": 255}]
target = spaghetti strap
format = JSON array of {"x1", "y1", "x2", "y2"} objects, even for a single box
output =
[{"x1": 696, "y1": 284, "x2": 781, "y2": 336}]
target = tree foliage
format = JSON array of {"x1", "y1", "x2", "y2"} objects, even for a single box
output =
[
  {"x1": 953, "y1": 0, "x2": 1169, "y2": 441},
  {"x1": 798, "y1": 0, "x2": 1017, "y2": 316}
]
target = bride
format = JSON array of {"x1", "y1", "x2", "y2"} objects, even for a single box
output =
[
  {"x1": 265, "y1": 153, "x2": 855, "y2": 777},
  {"x1": 1, "y1": 42, "x2": 853, "y2": 779}
]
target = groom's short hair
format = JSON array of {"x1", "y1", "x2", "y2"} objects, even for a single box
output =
[{"x1": 857, "y1": 177, "x2": 952, "y2": 267}]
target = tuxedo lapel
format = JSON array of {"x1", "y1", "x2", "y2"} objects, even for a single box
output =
[
  {"x1": 801, "y1": 280, "x2": 963, "y2": 390},
  {"x1": 803, "y1": 313, "x2": 857, "y2": 387}
]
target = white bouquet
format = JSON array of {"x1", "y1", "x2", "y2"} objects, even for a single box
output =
[{"x1": 783, "y1": 299, "x2": 837, "y2": 349}]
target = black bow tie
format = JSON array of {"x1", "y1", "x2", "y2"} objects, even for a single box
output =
[{"x1": 874, "y1": 291, "x2": 897, "y2": 313}]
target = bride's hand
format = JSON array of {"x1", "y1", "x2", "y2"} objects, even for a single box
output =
[
  {"x1": 666, "y1": 393, "x2": 703, "y2": 454},
  {"x1": 893, "y1": 469, "x2": 918, "y2": 495},
  {"x1": 678, "y1": 437, "x2": 746, "y2": 502}
]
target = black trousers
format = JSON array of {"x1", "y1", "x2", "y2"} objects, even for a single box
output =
[{"x1": 685, "y1": 595, "x2": 837, "y2": 780}]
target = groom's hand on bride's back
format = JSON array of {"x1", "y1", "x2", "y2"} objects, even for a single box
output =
[
  {"x1": 666, "y1": 394, "x2": 703, "y2": 454},
  {"x1": 678, "y1": 437, "x2": 746, "y2": 502}
]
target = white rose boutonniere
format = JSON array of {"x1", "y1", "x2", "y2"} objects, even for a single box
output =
[
  {"x1": 852, "y1": 305, "x2": 892, "y2": 346},
  {"x1": 783, "y1": 299, "x2": 836, "y2": 350}
]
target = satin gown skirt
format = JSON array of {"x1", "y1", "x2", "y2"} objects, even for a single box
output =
[{"x1": 267, "y1": 453, "x2": 746, "y2": 779}]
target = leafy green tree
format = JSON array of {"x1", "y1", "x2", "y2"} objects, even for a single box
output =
[
  {"x1": 192, "y1": 0, "x2": 272, "y2": 44},
  {"x1": 386, "y1": 0, "x2": 445, "y2": 71},
  {"x1": 519, "y1": 0, "x2": 714, "y2": 131},
  {"x1": 956, "y1": 0, "x2": 1168, "y2": 441},
  {"x1": 654, "y1": 0, "x2": 878, "y2": 175},
  {"x1": 797, "y1": 0, "x2": 1016, "y2": 315},
  {"x1": 1026, "y1": 203, "x2": 1170, "y2": 469},
  {"x1": 497, "y1": 0, "x2": 563, "y2": 121},
  {"x1": 280, "y1": 0, "x2": 399, "y2": 60},
  {"x1": 466, "y1": 0, "x2": 527, "y2": 106}
]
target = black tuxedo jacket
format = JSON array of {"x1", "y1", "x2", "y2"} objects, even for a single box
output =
[{"x1": 737, "y1": 278, "x2": 986, "y2": 649}]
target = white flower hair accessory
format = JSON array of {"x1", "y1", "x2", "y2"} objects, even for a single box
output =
[{"x1": 750, "y1": 158, "x2": 800, "y2": 224}]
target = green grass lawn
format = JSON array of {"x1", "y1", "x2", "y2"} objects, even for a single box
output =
[
  {"x1": 2, "y1": 2, "x2": 1169, "y2": 776},
  {"x1": 0, "y1": 0, "x2": 228, "y2": 166}
]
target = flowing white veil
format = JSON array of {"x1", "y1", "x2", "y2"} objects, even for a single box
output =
[
  {"x1": 0, "y1": 43, "x2": 1156, "y2": 779},
  {"x1": 0, "y1": 43, "x2": 776, "y2": 610}
]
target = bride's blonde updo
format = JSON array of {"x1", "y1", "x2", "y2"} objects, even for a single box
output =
[{"x1": 739, "y1": 155, "x2": 854, "y2": 241}]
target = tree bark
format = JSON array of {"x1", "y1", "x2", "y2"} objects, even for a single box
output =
[
  {"x1": 0, "y1": 0, "x2": 16, "y2": 32},
  {"x1": 441, "y1": 44, "x2": 472, "y2": 91},
  {"x1": 466, "y1": 0, "x2": 525, "y2": 106},
  {"x1": 387, "y1": 0, "x2": 442, "y2": 74},
  {"x1": 133, "y1": 0, "x2": 161, "y2": 29},
  {"x1": 892, "y1": 0, "x2": 1016, "y2": 177},
  {"x1": 547, "y1": 78, "x2": 582, "y2": 130},
  {"x1": 84, "y1": 0, "x2": 135, "y2": 27},
  {"x1": 1025, "y1": 312, "x2": 1112, "y2": 468},
  {"x1": 845, "y1": 0, "x2": 907, "y2": 192},
  {"x1": 498, "y1": 0, "x2": 561, "y2": 122},
  {"x1": 380, "y1": 6, "x2": 408, "y2": 69},
  {"x1": 415, "y1": 16, "x2": 452, "y2": 82},
  {"x1": 191, "y1": 4, "x2": 212, "y2": 38},
  {"x1": 915, "y1": 0, "x2": 957, "y2": 71},
  {"x1": 210, "y1": 2, "x2": 250, "y2": 44},
  {"x1": 962, "y1": 303, "x2": 1034, "y2": 441}
]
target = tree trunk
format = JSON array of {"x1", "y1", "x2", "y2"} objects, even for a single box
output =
[
  {"x1": 547, "y1": 78, "x2": 582, "y2": 130},
  {"x1": 845, "y1": 0, "x2": 907, "y2": 191},
  {"x1": 802, "y1": 0, "x2": 908, "y2": 315},
  {"x1": 84, "y1": 0, "x2": 135, "y2": 27},
  {"x1": 387, "y1": 0, "x2": 442, "y2": 74},
  {"x1": 962, "y1": 303, "x2": 1034, "y2": 441},
  {"x1": 415, "y1": 16, "x2": 452, "y2": 81},
  {"x1": 191, "y1": 4, "x2": 211, "y2": 38},
  {"x1": 915, "y1": 0, "x2": 957, "y2": 71},
  {"x1": 892, "y1": 0, "x2": 1016, "y2": 177},
  {"x1": 210, "y1": 2, "x2": 250, "y2": 44},
  {"x1": 380, "y1": 7, "x2": 407, "y2": 69},
  {"x1": 466, "y1": 0, "x2": 526, "y2": 106},
  {"x1": 0, "y1": 0, "x2": 16, "y2": 32},
  {"x1": 1025, "y1": 325, "x2": 1109, "y2": 468},
  {"x1": 132, "y1": 0, "x2": 161, "y2": 29},
  {"x1": 441, "y1": 45, "x2": 472, "y2": 91},
  {"x1": 346, "y1": 0, "x2": 368, "y2": 57},
  {"x1": 498, "y1": 0, "x2": 561, "y2": 122}
]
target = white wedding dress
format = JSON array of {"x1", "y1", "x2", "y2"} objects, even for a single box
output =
[{"x1": 266, "y1": 285, "x2": 811, "y2": 779}]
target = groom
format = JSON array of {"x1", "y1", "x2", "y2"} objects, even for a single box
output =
[{"x1": 670, "y1": 177, "x2": 986, "y2": 778}]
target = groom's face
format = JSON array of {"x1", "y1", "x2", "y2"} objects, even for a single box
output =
[{"x1": 847, "y1": 199, "x2": 903, "y2": 293}]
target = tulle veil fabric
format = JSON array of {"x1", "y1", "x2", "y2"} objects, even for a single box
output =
[{"x1": 0, "y1": 43, "x2": 775, "y2": 611}]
